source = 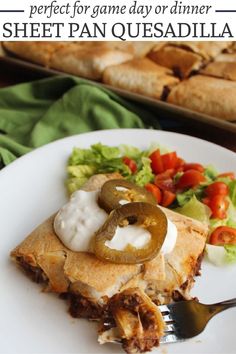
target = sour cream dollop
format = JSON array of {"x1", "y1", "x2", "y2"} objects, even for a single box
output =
[
  {"x1": 105, "y1": 217, "x2": 177, "y2": 255},
  {"x1": 161, "y1": 219, "x2": 178, "y2": 255},
  {"x1": 54, "y1": 190, "x2": 178, "y2": 255},
  {"x1": 105, "y1": 225, "x2": 151, "y2": 251},
  {"x1": 54, "y1": 190, "x2": 107, "y2": 252}
]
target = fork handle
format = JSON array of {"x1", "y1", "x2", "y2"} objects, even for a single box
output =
[
  {"x1": 214, "y1": 298, "x2": 236, "y2": 309},
  {"x1": 208, "y1": 298, "x2": 236, "y2": 317}
]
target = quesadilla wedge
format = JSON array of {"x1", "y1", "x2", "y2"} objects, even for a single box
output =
[
  {"x1": 99, "y1": 287, "x2": 165, "y2": 353},
  {"x1": 11, "y1": 173, "x2": 208, "y2": 353}
]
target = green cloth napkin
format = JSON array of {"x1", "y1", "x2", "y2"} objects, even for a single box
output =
[{"x1": 0, "y1": 76, "x2": 160, "y2": 167}]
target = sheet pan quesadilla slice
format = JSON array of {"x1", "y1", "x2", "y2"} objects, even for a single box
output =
[
  {"x1": 148, "y1": 45, "x2": 204, "y2": 79},
  {"x1": 102, "y1": 58, "x2": 179, "y2": 99},
  {"x1": 129, "y1": 41, "x2": 158, "y2": 58},
  {"x1": 2, "y1": 41, "x2": 67, "y2": 67},
  {"x1": 50, "y1": 43, "x2": 133, "y2": 80},
  {"x1": 169, "y1": 41, "x2": 232, "y2": 60},
  {"x1": 201, "y1": 61, "x2": 236, "y2": 82},
  {"x1": 215, "y1": 53, "x2": 236, "y2": 62},
  {"x1": 89, "y1": 41, "x2": 157, "y2": 57},
  {"x1": 167, "y1": 75, "x2": 236, "y2": 121}
]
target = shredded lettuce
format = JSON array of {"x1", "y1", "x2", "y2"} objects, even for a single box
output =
[
  {"x1": 225, "y1": 245, "x2": 236, "y2": 263},
  {"x1": 227, "y1": 219, "x2": 236, "y2": 229},
  {"x1": 69, "y1": 143, "x2": 121, "y2": 166},
  {"x1": 174, "y1": 195, "x2": 211, "y2": 223},
  {"x1": 69, "y1": 147, "x2": 98, "y2": 166},
  {"x1": 133, "y1": 157, "x2": 154, "y2": 187},
  {"x1": 176, "y1": 189, "x2": 195, "y2": 206},
  {"x1": 205, "y1": 244, "x2": 236, "y2": 266},
  {"x1": 97, "y1": 159, "x2": 131, "y2": 176},
  {"x1": 205, "y1": 244, "x2": 228, "y2": 266},
  {"x1": 66, "y1": 165, "x2": 97, "y2": 194},
  {"x1": 229, "y1": 180, "x2": 236, "y2": 207},
  {"x1": 226, "y1": 201, "x2": 236, "y2": 227},
  {"x1": 91, "y1": 143, "x2": 120, "y2": 160},
  {"x1": 67, "y1": 165, "x2": 96, "y2": 178},
  {"x1": 216, "y1": 176, "x2": 232, "y2": 186},
  {"x1": 143, "y1": 142, "x2": 171, "y2": 156},
  {"x1": 67, "y1": 143, "x2": 133, "y2": 193},
  {"x1": 209, "y1": 218, "x2": 226, "y2": 231},
  {"x1": 67, "y1": 143, "x2": 155, "y2": 193},
  {"x1": 209, "y1": 200, "x2": 236, "y2": 231},
  {"x1": 204, "y1": 165, "x2": 218, "y2": 181},
  {"x1": 119, "y1": 144, "x2": 141, "y2": 159},
  {"x1": 176, "y1": 186, "x2": 205, "y2": 207},
  {"x1": 173, "y1": 171, "x2": 183, "y2": 184}
]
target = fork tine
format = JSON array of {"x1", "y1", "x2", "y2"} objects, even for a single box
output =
[
  {"x1": 164, "y1": 324, "x2": 176, "y2": 333},
  {"x1": 162, "y1": 313, "x2": 174, "y2": 322},
  {"x1": 158, "y1": 304, "x2": 170, "y2": 313},
  {"x1": 159, "y1": 333, "x2": 179, "y2": 344}
]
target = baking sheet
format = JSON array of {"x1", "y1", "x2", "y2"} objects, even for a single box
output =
[{"x1": 0, "y1": 46, "x2": 236, "y2": 134}]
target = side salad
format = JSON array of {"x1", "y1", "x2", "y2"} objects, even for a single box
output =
[{"x1": 66, "y1": 142, "x2": 236, "y2": 266}]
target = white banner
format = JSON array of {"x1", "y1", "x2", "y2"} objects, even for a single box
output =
[{"x1": 0, "y1": 0, "x2": 236, "y2": 40}]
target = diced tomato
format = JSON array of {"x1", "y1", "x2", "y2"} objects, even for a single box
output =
[
  {"x1": 175, "y1": 158, "x2": 185, "y2": 172},
  {"x1": 176, "y1": 169, "x2": 205, "y2": 189},
  {"x1": 205, "y1": 182, "x2": 229, "y2": 198},
  {"x1": 183, "y1": 163, "x2": 204, "y2": 173},
  {"x1": 154, "y1": 169, "x2": 176, "y2": 181},
  {"x1": 154, "y1": 169, "x2": 176, "y2": 192},
  {"x1": 218, "y1": 172, "x2": 235, "y2": 180},
  {"x1": 149, "y1": 149, "x2": 164, "y2": 174},
  {"x1": 122, "y1": 156, "x2": 137, "y2": 174},
  {"x1": 161, "y1": 151, "x2": 178, "y2": 170},
  {"x1": 208, "y1": 195, "x2": 229, "y2": 219},
  {"x1": 175, "y1": 157, "x2": 185, "y2": 168},
  {"x1": 145, "y1": 183, "x2": 162, "y2": 204},
  {"x1": 155, "y1": 177, "x2": 175, "y2": 192},
  {"x1": 202, "y1": 197, "x2": 211, "y2": 206},
  {"x1": 161, "y1": 190, "x2": 176, "y2": 207},
  {"x1": 209, "y1": 226, "x2": 236, "y2": 245}
]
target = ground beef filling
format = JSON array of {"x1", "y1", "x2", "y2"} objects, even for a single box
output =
[
  {"x1": 17, "y1": 257, "x2": 48, "y2": 284},
  {"x1": 17, "y1": 258, "x2": 104, "y2": 320},
  {"x1": 66, "y1": 293, "x2": 104, "y2": 320},
  {"x1": 102, "y1": 291, "x2": 161, "y2": 353},
  {"x1": 195, "y1": 252, "x2": 204, "y2": 276}
]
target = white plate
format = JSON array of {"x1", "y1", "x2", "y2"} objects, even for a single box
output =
[{"x1": 0, "y1": 129, "x2": 235, "y2": 354}]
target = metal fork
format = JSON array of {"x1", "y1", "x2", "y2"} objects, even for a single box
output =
[{"x1": 159, "y1": 298, "x2": 236, "y2": 344}]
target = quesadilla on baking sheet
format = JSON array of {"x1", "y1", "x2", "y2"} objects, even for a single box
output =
[
  {"x1": 167, "y1": 75, "x2": 236, "y2": 121},
  {"x1": 3, "y1": 41, "x2": 66, "y2": 67},
  {"x1": 201, "y1": 61, "x2": 236, "y2": 81},
  {"x1": 50, "y1": 44, "x2": 133, "y2": 80},
  {"x1": 103, "y1": 58, "x2": 179, "y2": 99},
  {"x1": 169, "y1": 41, "x2": 232, "y2": 60},
  {"x1": 148, "y1": 45, "x2": 204, "y2": 79}
]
